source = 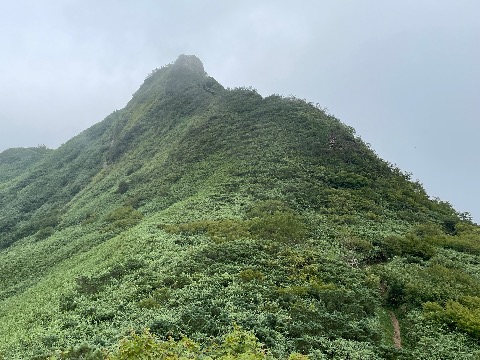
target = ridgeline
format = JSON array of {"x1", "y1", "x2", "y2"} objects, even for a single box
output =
[{"x1": 0, "y1": 55, "x2": 479, "y2": 359}]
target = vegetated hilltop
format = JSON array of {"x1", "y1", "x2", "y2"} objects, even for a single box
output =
[{"x1": 0, "y1": 55, "x2": 479, "y2": 359}]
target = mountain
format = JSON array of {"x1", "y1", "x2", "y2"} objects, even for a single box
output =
[{"x1": 0, "y1": 55, "x2": 479, "y2": 359}]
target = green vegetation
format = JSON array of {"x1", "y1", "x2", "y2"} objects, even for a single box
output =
[
  {"x1": 0, "y1": 146, "x2": 52, "y2": 184},
  {"x1": 0, "y1": 55, "x2": 479, "y2": 359}
]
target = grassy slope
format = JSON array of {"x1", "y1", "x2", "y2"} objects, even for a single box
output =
[
  {"x1": 0, "y1": 56, "x2": 479, "y2": 359},
  {"x1": 0, "y1": 146, "x2": 53, "y2": 184}
]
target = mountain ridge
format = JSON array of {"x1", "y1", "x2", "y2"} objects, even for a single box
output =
[{"x1": 0, "y1": 55, "x2": 479, "y2": 359}]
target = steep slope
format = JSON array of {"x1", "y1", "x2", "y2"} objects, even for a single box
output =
[
  {"x1": 0, "y1": 55, "x2": 220, "y2": 249},
  {"x1": 0, "y1": 55, "x2": 479, "y2": 359},
  {"x1": 0, "y1": 146, "x2": 52, "y2": 184},
  {"x1": 0, "y1": 120, "x2": 113, "y2": 248}
]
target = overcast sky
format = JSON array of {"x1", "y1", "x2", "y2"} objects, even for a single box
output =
[{"x1": 0, "y1": 0, "x2": 478, "y2": 222}]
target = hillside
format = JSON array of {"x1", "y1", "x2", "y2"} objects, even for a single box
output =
[
  {"x1": 0, "y1": 146, "x2": 52, "y2": 184},
  {"x1": 0, "y1": 55, "x2": 479, "y2": 359}
]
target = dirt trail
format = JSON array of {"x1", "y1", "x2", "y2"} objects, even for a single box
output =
[{"x1": 390, "y1": 311, "x2": 402, "y2": 349}]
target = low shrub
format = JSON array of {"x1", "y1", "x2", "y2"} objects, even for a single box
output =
[
  {"x1": 375, "y1": 234, "x2": 436, "y2": 261},
  {"x1": 106, "y1": 326, "x2": 269, "y2": 359},
  {"x1": 103, "y1": 206, "x2": 143, "y2": 232},
  {"x1": 424, "y1": 296, "x2": 480, "y2": 339}
]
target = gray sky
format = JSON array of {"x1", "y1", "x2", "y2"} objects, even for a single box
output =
[{"x1": 0, "y1": 1, "x2": 479, "y2": 222}]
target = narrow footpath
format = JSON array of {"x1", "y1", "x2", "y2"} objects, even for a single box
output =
[{"x1": 390, "y1": 311, "x2": 402, "y2": 349}]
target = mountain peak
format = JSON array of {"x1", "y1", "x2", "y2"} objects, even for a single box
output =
[
  {"x1": 172, "y1": 54, "x2": 206, "y2": 76},
  {"x1": 131, "y1": 54, "x2": 213, "y2": 106}
]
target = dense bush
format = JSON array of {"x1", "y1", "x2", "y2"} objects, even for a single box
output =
[
  {"x1": 36, "y1": 226, "x2": 55, "y2": 240},
  {"x1": 375, "y1": 234, "x2": 436, "y2": 261},
  {"x1": 162, "y1": 201, "x2": 306, "y2": 244},
  {"x1": 378, "y1": 261, "x2": 480, "y2": 307},
  {"x1": 424, "y1": 296, "x2": 480, "y2": 339},
  {"x1": 102, "y1": 206, "x2": 143, "y2": 232},
  {"x1": 105, "y1": 326, "x2": 271, "y2": 360}
]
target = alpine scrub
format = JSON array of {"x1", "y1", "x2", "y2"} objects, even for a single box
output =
[{"x1": 0, "y1": 55, "x2": 479, "y2": 359}]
